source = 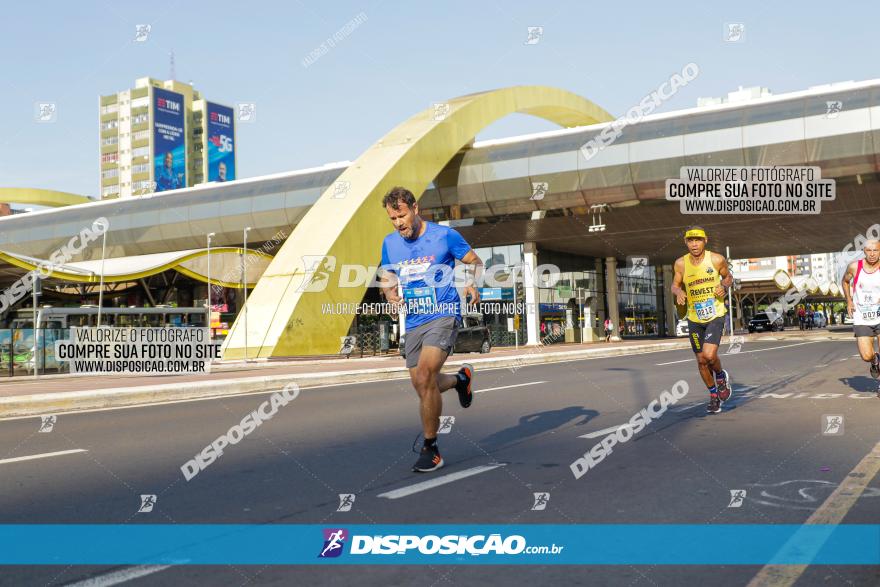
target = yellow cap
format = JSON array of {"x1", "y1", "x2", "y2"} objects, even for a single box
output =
[{"x1": 685, "y1": 228, "x2": 707, "y2": 240}]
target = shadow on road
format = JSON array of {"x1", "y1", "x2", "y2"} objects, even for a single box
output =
[
  {"x1": 838, "y1": 375, "x2": 880, "y2": 393},
  {"x1": 479, "y1": 406, "x2": 599, "y2": 449}
]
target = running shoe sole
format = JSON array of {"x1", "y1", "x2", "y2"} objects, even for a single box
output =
[
  {"x1": 413, "y1": 455, "x2": 445, "y2": 473},
  {"x1": 457, "y1": 363, "x2": 474, "y2": 409},
  {"x1": 717, "y1": 369, "x2": 732, "y2": 403}
]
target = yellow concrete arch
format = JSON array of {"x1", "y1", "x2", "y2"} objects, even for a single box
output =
[
  {"x1": 222, "y1": 86, "x2": 614, "y2": 358},
  {"x1": 0, "y1": 188, "x2": 91, "y2": 207}
]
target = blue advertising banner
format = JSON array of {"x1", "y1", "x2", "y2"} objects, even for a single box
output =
[
  {"x1": 206, "y1": 102, "x2": 235, "y2": 182},
  {"x1": 0, "y1": 525, "x2": 878, "y2": 565},
  {"x1": 152, "y1": 88, "x2": 186, "y2": 192}
]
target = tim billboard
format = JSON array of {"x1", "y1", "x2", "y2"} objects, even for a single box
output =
[
  {"x1": 152, "y1": 87, "x2": 186, "y2": 192},
  {"x1": 206, "y1": 102, "x2": 235, "y2": 182}
]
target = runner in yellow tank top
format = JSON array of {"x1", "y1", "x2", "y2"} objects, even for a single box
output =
[{"x1": 671, "y1": 227, "x2": 735, "y2": 414}]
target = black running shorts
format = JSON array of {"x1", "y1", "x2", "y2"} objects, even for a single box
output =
[{"x1": 687, "y1": 316, "x2": 726, "y2": 353}]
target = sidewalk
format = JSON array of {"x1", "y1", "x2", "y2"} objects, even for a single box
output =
[{"x1": 0, "y1": 330, "x2": 849, "y2": 418}]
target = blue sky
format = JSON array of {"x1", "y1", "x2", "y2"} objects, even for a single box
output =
[{"x1": 0, "y1": 0, "x2": 876, "y2": 196}]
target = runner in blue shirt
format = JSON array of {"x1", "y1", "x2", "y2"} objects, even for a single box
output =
[{"x1": 379, "y1": 186, "x2": 483, "y2": 472}]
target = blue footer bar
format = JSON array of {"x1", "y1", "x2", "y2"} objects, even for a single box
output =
[{"x1": 1, "y1": 525, "x2": 878, "y2": 565}]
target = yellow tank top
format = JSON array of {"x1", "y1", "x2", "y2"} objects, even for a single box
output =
[{"x1": 682, "y1": 251, "x2": 727, "y2": 323}]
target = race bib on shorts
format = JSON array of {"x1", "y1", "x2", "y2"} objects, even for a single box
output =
[
  {"x1": 694, "y1": 298, "x2": 717, "y2": 321},
  {"x1": 403, "y1": 286, "x2": 437, "y2": 315}
]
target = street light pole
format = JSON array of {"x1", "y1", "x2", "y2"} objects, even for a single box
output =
[
  {"x1": 97, "y1": 230, "x2": 107, "y2": 327},
  {"x1": 242, "y1": 226, "x2": 251, "y2": 362},
  {"x1": 207, "y1": 232, "x2": 215, "y2": 336},
  {"x1": 726, "y1": 245, "x2": 734, "y2": 337}
]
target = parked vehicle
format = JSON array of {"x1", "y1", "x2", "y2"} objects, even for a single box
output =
[
  {"x1": 399, "y1": 314, "x2": 490, "y2": 358},
  {"x1": 748, "y1": 312, "x2": 784, "y2": 333}
]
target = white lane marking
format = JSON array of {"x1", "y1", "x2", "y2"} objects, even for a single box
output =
[
  {"x1": 746, "y1": 440, "x2": 880, "y2": 587},
  {"x1": 655, "y1": 342, "x2": 822, "y2": 365},
  {"x1": 377, "y1": 464, "x2": 506, "y2": 499},
  {"x1": 475, "y1": 381, "x2": 546, "y2": 394},
  {"x1": 578, "y1": 425, "x2": 630, "y2": 439},
  {"x1": 839, "y1": 358, "x2": 849, "y2": 362},
  {"x1": 0, "y1": 379, "x2": 548, "y2": 423},
  {"x1": 814, "y1": 363, "x2": 829, "y2": 368},
  {"x1": 0, "y1": 449, "x2": 87, "y2": 465},
  {"x1": 66, "y1": 565, "x2": 172, "y2": 587}
]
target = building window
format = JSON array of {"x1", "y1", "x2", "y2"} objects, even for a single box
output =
[
  {"x1": 101, "y1": 168, "x2": 119, "y2": 179},
  {"x1": 100, "y1": 153, "x2": 118, "y2": 163},
  {"x1": 132, "y1": 146, "x2": 150, "y2": 157},
  {"x1": 132, "y1": 180, "x2": 153, "y2": 192}
]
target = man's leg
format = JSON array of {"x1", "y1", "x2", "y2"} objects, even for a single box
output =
[
  {"x1": 699, "y1": 343, "x2": 725, "y2": 413},
  {"x1": 408, "y1": 345, "x2": 458, "y2": 439},
  {"x1": 855, "y1": 335, "x2": 879, "y2": 379},
  {"x1": 695, "y1": 346, "x2": 718, "y2": 389}
]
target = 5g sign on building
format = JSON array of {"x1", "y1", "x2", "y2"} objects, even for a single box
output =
[{"x1": 206, "y1": 102, "x2": 236, "y2": 182}]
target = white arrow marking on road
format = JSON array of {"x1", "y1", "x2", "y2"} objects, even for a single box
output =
[
  {"x1": 655, "y1": 342, "x2": 821, "y2": 365},
  {"x1": 65, "y1": 565, "x2": 172, "y2": 586},
  {"x1": 475, "y1": 381, "x2": 546, "y2": 394},
  {"x1": 377, "y1": 463, "x2": 507, "y2": 499},
  {"x1": 0, "y1": 449, "x2": 87, "y2": 465}
]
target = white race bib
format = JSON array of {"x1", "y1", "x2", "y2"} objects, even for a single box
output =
[{"x1": 694, "y1": 298, "x2": 717, "y2": 321}]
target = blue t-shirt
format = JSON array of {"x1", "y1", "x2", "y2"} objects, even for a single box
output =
[{"x1": 380, "y1": 222, "x2": 472, "y2": 330}]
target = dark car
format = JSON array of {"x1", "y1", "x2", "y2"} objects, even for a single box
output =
[
  {"x1": 399, "y1": 314, "x2": 491, "y2": 358},
  {"x1": 748, "y1": 312, "x2": 784, "y2": 333}
]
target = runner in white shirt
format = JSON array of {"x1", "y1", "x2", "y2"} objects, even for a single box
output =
[{"x1": 841, "y1": 239, "x2": 880, "y2": 393}]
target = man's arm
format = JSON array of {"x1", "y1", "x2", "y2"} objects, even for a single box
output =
[
  {"x1": 459, "y1": 249, "x2": 484, "y2": 305},
  {"x1": 713, "y1": 252, "x2": 733, "y2": 297},
  {"x1": 842, "y1": 261, "x2": 857, "y2": 316},
  {"x1": 378, "y1": 241, "x2": 401, "y2": 304},
  {"x1": 671, "y1": 258, "x2": 687, "y2": 306}
]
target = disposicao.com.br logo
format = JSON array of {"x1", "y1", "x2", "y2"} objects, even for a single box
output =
[{"x1": 317, "y1": 528, "x2": 563, "y2": 558}]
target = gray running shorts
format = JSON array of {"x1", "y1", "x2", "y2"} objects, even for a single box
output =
[
  {"x1": 854, "y1": 323, "x2": 880, "y2": 338},
  {"x1": 404, "y1": 316, "x2": 459, "y2": 369}
]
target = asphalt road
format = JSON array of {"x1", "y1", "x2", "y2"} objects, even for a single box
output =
[{"x1": 1, "y1": 338, "x2": 878, "y2": 586}]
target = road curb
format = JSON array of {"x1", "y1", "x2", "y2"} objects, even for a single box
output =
[{"x1": 0, "y1": 335, "x2": 848, "y2": 418}]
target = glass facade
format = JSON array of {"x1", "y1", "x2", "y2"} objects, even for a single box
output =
[
  {"x1": 473, "y1": 244, "x2": 526, "y2": 346},
  {"x1": 616, "y1": 267, "x2": 665, "y2": 337}
]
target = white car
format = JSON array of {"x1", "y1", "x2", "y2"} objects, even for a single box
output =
[{"x1": 675, "y1": 319, "x2": 689, "y2": 337}]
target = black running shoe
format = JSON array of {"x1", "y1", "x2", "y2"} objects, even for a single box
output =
[
  {"x1": 715, "y1": 370, "x2": 732, "y2": 402},
  {"x1": 412, "y1": 445, "x2": 444, "y2": 473},
  {"x1": 707, "y1": 394, "x2": 722, "y2": 414},
  {"x1": 871, "y1": 357, "x2": 879, "y2": 379},
  {"x1": 455, "y1": 363, "x2": 474, "y2": 409}
]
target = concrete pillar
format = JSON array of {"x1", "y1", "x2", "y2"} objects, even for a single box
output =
[
  {"x1": 523, "y1": 242, "x2": 540, "y2": 346},
  {"x1": 661, "y1": 264, "x2": 678, "y2": 337},
  {"x1": 604, "y1": 257, "x2": 622, "y2": 341}
]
